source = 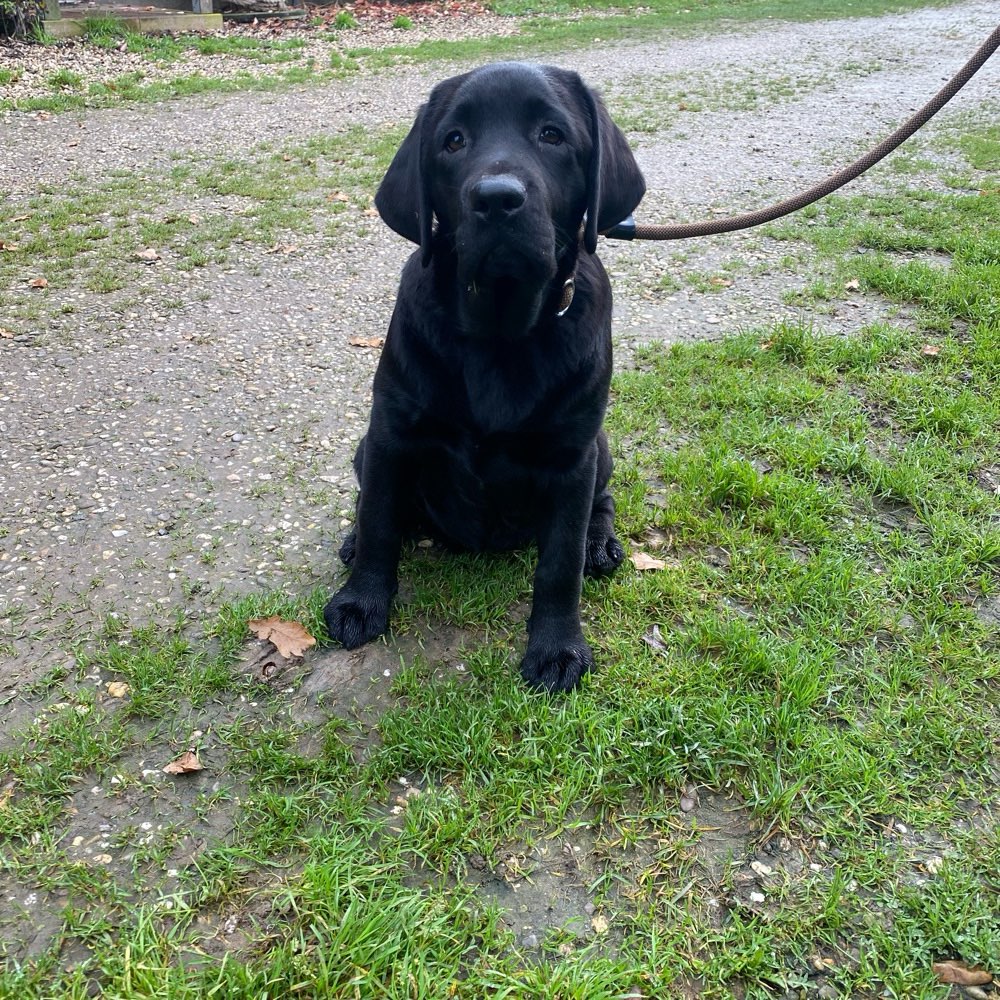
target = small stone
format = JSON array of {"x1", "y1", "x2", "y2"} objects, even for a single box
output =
[
  {"x1": 521, "y1": 933, "x2": 538, "y2": 948},
  {"x1": 750, "y1": 860, "x2": 773, "y2": 877},
  {"x1": 678, "y1": 785, "x2": 699, "y2": 814},
  {"x1": 749, "y1": 891, "x2": 765, "y2": 903}
]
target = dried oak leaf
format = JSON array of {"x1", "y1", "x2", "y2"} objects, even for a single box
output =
[
  {"x1": 630, "y1": 551, "x2": 666, "y2": 571},
  {"x1": 28, "y1": 277, "x2": 48, "y2": 289},
  {"x1": 921, "y1": 344, "x2": 941, "y2": 357},
  {"x1": 134, "y1": 248, "x2": 160, "y2": 263},
  {"x1": 248, "y1": 616, "x2": 316, "y2": 659},
  {"x1": 844, "y1": 278, "x2": 861, "y2": 291},
  {"x1": 163, "y1": 749, "x2": 203, "y2": 775},
  {"x1": 931, "y1": 960, "x2": 993, "y2": 986},
  {"x1": 349, "y1": 336, "x2": 386, "y2": 348}
]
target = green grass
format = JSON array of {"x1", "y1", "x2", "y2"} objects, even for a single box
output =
[
  {"x1": 1, "y1": 0, "x2": 965, "y2": 114},
  {"x1": 608, "y1": 58, "x2": 883, "y2": 136},
  {"x1": 0, "y1": 124, "x2": 403, "y2": 324},
  {"x1": 3, "y1": 309, "x2": 997, "y2": 991}
]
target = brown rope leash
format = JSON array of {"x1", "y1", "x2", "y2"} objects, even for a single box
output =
[{"x1": 602, "y1": 22, "x2": 1000, "y2": 242}]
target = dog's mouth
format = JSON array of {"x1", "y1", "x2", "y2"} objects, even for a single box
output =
[
  {"x1": 451, "y1": 228, "x2": 560, "y2": 337},
  {"x1": 459, "y1": 269, "x2": 548, "y2": 339}
]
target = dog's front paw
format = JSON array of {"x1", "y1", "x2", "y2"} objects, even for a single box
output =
[
  {"x1": 584, "y1": 532, "x2": 625, "y2": 577},
  {"x1": 520, "y1": 636, "x2": 593, "y2": 692},
  {"x1": 323, "y1": 584, "x2": 391, "y2": 649}
]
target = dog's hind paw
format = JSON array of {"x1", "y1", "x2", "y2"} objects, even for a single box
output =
[
  {"x1": 584, "y1": 533, "x2": 625, "y2": 578},
  {"x1": 520, "y1": 639, "x2": 593, "y2": 693},
  {"x1": 323, "y1": 585, "x2": 390, "y2": 649},
  {"x1": 338, "y1": 530, "x2": 357, "y2": 566}
]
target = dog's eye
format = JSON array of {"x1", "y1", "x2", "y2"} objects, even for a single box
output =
[
  {"x1": 539, "y1": 126, "x2": 564, "y2": 145},
  {"x1": 444, "y1": 131, "x2": 466, "y2": 153}
]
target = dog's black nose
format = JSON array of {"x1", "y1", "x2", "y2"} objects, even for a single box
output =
[{"x1": 471, "y1": 174, "x2": 526, "y2": 220}]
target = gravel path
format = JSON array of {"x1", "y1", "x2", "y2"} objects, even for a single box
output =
[{"x1": 1, "y1": 1, "x2": 997, "y2": 701}]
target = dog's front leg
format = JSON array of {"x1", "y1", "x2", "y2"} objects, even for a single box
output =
[
  {"x1": 521, "y1": 448, "x2": 598, "y2": 693},
  {"x1": 323, "y1": 432, "x2": 405, "y2": 649}
]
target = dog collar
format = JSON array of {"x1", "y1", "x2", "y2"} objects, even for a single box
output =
[{"x1": 556, "y1": 276, "x2": 575, "y2": 317}]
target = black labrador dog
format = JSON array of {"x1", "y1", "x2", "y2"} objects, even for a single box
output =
[{"x1": 324, "y1": 62, "x2": 645, "y2": 691}]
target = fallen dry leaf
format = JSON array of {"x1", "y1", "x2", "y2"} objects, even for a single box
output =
[
  {"x1": 0, "y1": 240, "x2": 18, "y2": 252},
  {"x1": 591, "y1": 913, "x2": 609, "y2": 934},
  {"x1": 0, "y1": 781, "x2": 14, "y2": 811},
  {"x1": 630, "y1": 551, "x2": 666, "y2": 571},
  {"x1": 28, "y1": 277, "x2": 48, "y2": 289},
  {"x1": 329, "y1": 191, "x2": 350, "y2": 203},
  {"x1": 0, "y1": 328, "x2": 14, "y2": 339},
  {"x1": 163, "y1": 749, "x2": 203, "y2": 775},
  {"x1": 248, "y1": 616, "x2": 316, "y2": 659},
  {"x1": 921, "y1": 344, "x2": 941, "y2": 357},
  {"x1": 106, "y1": 681, "x2": 130, "y2": 699},
  {"x1": 265, "y1": 243, "x2": 299, "y2": 255},
  {"x1": 348, "y1": 336, "x2": 386, "y2": 348},
  {"x1": 134, "y1": 248, "x2": 160, "y2": 263},
  {"x1": 844, "y1": 278, "x2": 861, "y2": 291},
  {"x1": 931, "y1": 960, "x2": 993, "y2": 986}
]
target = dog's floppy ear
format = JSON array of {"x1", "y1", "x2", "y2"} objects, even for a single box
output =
[
  {"x1": 580, "y1": 84, "x2": 646, "y2": 254},
  {"x1": 375, "y1": 106, "x2": 435, "y2": 265}
]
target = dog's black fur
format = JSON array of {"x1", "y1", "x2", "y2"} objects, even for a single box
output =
[{"x1": 323, "y1": 62, "x2": 645, "y2": 691}]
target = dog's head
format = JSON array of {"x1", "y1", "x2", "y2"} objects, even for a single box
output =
[{"x1": 375, "y1": 62, "x2": 645, "y2": 336}]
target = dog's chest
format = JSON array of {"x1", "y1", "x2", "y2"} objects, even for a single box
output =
[{"x1": 461, "y1": 361, "x2": 538, "y2": 434}]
